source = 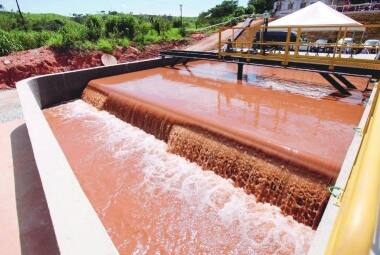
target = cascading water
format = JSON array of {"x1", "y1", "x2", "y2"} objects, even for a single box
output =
[
  {"x1": 81, "y1": 86, "x2": 331, "y2": 228},
  {"x1": 48, "y1": 60, "x2": 365, "y2": 253},
  {"x1": 44, "y1": 100, "x2": 316, "y2": 255},
  {"x1": 167, "y1": 126, "x2": 330, "y2": 228},
  {"x1": 103, "y1": 92, "x2": 174, "y2": 141}
]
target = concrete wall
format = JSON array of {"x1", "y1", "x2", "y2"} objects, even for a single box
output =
[
  {"x1": 274, "y1": 0, "x2": 332, "y2": 16},
  {"x1": 29, "y1": 57, "x2": 180, "y2": 109},
  {"x1": 16, "y1": 57, "x2": 180, "y2": 254}
]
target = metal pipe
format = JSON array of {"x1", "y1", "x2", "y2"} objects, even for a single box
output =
[{"x1": 325, "y1": 83, "x2": 380, "y2": 255}]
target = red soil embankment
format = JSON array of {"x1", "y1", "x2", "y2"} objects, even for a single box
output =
[{"x1": 0, "y1": 41, "x2": 188, "y2": 89}]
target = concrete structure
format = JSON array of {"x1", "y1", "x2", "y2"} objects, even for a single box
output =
[
  {"x1": 269, "y1": 2, "x2": 364, "y2": 31},
  {"x1": 274, "y1": 0, "x2": 380, "y2": 16},
  {"x1": 16, "y1": 57, "x2": 182, "y2": 254},
  {"x1": 15, "y1": 55, "x2": 380, "y2": 254},
  {"x1": 273, "y1": 0, "x2": 333, "y2": 16}
]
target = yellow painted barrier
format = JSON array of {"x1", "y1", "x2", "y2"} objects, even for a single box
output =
[{"x1": 326, "y1": 83, "x2": 380, "y2": 255}]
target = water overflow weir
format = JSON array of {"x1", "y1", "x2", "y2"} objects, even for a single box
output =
[{"x1": 42, "y1": 60, "x2": 366, "y2": 254}]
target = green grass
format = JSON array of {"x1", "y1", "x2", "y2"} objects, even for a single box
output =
[
  {"x1": 0, "y1": 11, "x2": 192, "y2": 56},
  {"x1": 10, "y1": 30, "x2": 53, "y2": 50}
]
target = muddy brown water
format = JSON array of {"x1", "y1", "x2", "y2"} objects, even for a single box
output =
[
  {"x1": 44, "y1": 100, "x2": 315, "y2": 255},
  {"x1": 81, "y1": 60, "x2": 366, "y2": 228},
  {"x1": 44, "y1": 60, "x2": 366, "y2": 254},
  {"x1": 85, "y1": 61, "x2": 365, "y2": 175}
]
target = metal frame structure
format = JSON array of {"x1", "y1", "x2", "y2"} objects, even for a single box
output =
[
  {"x1": 162, "y1": 24, "x2": 380, "y2": 94},
  {"x1": 217, "y1": 24, "x2": 380, "y2": 75},
  {"x1": 161, "y1": 49, "x2": 378, "y2": 77}
]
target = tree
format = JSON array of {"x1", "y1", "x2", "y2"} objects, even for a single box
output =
[
  {"x1": 208, "y1": 0, "x2": 239, "y2": 19},
  {"x1": 152, "y1": 17, "x2": 171, "y2": 35},
  {"x1": 233, "y1": 6, "x2": 246, "y2": 16},
  {"x1": 0, "y1": 4, "x2": 4, "y2": 10},
  {"x1": 196, "y1": 0, "x2": 240, "y2": 26},
  {"x1": 248, "y1": 0, "x2": 276, "y2": 14}
]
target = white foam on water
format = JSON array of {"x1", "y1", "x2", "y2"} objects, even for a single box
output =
[{"x1": 48, "y1": 100, "x2": 315, "y2": 255}]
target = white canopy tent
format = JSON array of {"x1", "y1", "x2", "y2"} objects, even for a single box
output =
[{"x1": 268, "y1": 1, "x2": 365, "y2": 31}]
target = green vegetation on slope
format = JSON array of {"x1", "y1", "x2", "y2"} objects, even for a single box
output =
[
  {"x1": 195, "y1": 0, "x2": 275, "y2": 28},
  {"x1": 0, "y1": 0, "x2": 276, "y2": 56},
  {"x1": 0, "y1": 11, "x2": 195, "y2": 56}
]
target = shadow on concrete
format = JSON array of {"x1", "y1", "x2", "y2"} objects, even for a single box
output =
[
  {"x1": 371, "y1": 204, "x2": 380, "y2": 255},
  {"x1": 11, "y1": 124, "x2": 60, "y2": 255}
]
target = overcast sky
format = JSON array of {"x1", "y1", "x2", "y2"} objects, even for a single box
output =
[{"x1": 1, "y1": 0, "x2": 250, "y2": 16}]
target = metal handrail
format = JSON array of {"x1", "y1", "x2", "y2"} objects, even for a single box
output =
[{"x1": 218, "y1": 24, "x2": 380, "y2": 71}]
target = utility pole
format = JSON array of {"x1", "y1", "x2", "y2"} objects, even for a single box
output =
[
  {"x1": 180, "y1": 4, "x2": 183, "y2": 28},
  {"x1": 15, "y1": 0, "x2": 27, "y2": 31}
]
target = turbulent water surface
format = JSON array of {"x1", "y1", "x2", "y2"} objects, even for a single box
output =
[{"x1": 44, "y1": 100, "x2": 315, "y2": 255}]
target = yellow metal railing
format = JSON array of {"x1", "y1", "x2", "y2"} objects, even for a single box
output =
[
  {"x1": 325, "y1": 82, "x2": 380, "y2": 255},
  {"x1": 217, "y1": 24, "x2": 380, "y2": 72}
]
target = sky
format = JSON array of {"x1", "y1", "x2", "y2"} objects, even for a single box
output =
[{"x1": 0, "y1": 0, "x2": 250, "y2": 17}]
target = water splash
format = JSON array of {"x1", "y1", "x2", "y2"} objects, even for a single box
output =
[
  {"x1": 82, "y1": 87, "x2": 331, "y2": 228},
  {"x1": 45, "y1": 100, "x2": 315, "y2": 255},
  {"x1": 168, "y1": 126, "x2": 330, "y2": 228}
]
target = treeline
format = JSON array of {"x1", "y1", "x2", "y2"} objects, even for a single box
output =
[
  {"x1": 196, "y1": 0, "x2": 276, "y2": 27},
  {"x1": 0, "y1": 0, "x2": 277, "y2": 57},
  {"x1": 0, "y1": 11, "x2": 195, "y2": 56}
]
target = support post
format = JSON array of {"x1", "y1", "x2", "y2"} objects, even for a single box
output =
[
  {"x1": 331, "y1": 26, "x2": 342, "y2": 70},
  {"x1": 332, "y1": 74, "x2": 357, "y2": 89},
  {"x1": 295, "y1": 27, "x2": 302, "y2": 57},
  {"x1": 237, "y1": 63, "x2": 244, "y2": 80},
  {"x1": 218, "y1": 29, "x2": 222, "y2": 59},
  {"x1": 282, "y1": 27, "x2": 292, "y2": 66},
  {"x1": 319, "y1": 72, "x2": 351, "y2": 95}
]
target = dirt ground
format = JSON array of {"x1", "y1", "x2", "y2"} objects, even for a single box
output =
[{"x1": 0, "y1": 41, "x2": 189, "y2": 89}]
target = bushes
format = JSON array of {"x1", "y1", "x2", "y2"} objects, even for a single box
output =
[
  {"x1": 96, "y1": 38, "x2": 113, "y2": 53},
  {"x1": 85, "y1": 15, "x2": 102, "y2": 41},
  {"x1": 105, "y1": 15, "x2": 137, "y2": 39},
  {"x1": 152, "y1": 17, "x2": 171, "y2": 35},
  {"x1": 0, "y1": 29, "x2": 22, "y2": 56},
  {"x1": 31, "y1": 18, "x2": 65, "y2": 31},
  {"x1": 135, "y1": 29, "x2": 161, "y2": 45},
  {"x1": 10, "y1": 30, "x2": 53, "y2": 50},
  {"x1": 58, "y1": 24, "x2": 87, "y2": 49},
  {"x1": 0, "y1": 12, "x2": 187, "y2": 56},
  {"x1": 46, "y1": 24, "x2": 86, "y2": 50},
  {"x1": 114, "y1": 37, "x2": 130, "y2": 48},
  {"x1": 165, "y1": 28, "x2": 183, "y2": 41},
  {"x1": 117, "y1": 15, "x2": 137, "y2": 39},
  {"x1": 47, "y1": 33, "x2": 64, "y2": 49}
]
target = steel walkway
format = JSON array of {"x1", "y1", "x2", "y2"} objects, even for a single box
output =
[
  {"x1": 161, "y1": 49, "x2": 378, "y2": 95},
  {"x1": 161, "y1": 24, "x2": 380, "y2": 95}
]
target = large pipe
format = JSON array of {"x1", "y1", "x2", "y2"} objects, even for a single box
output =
[{"x1": 325, "y1": 82, "x2": 380, "y2": 255}]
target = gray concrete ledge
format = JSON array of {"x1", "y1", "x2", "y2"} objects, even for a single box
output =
[{"x1": 16, "y1": 57, "x2": 180, "y2": 254}]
